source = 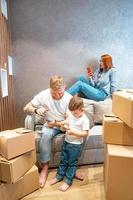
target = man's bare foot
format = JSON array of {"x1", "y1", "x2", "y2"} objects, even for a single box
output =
[
  {"x1": 39, "y1": 170, "x2": 47, "y2": 188},
  {"x1": 58, "y1": 182, "x2": 70, "y2": 192},
  {"x1": 49, "y1": 177, "x2": 60, "y2": 185},
  {"x1": 74, "y1": 171, "x2": 84, "y2": 181},
  {"x1": 39, "y1": 163, "x2": 48, "y2": 188}
]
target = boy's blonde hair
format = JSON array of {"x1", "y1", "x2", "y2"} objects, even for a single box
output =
[
  {"x1": 69, "y1": 95, "x2": 84, "y2": 111},
  {"x1": 50, "y1": 75, "x2": 65, "y2": 90}
]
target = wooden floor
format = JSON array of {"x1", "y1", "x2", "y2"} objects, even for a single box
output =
[{"x1": 22, "y1": 164, "x2": 105, "y2": 200}]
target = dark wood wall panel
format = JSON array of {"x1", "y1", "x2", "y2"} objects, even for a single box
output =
[{"x1": 0, "y1": 0, "x2": 15, "y2": 131}]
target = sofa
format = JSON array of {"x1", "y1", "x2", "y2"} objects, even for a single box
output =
[{"x1": 25, "y1": 98, "x2": 112, "y2": 168}]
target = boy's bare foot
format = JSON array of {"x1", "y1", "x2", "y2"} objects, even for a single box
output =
[
  {"x1": 74, "y1": 171, "x2": 84, "y2": 181},
  {"x1": 49, "y1": 177, "x2": 60, "y2": 185},
  {"x1": 58, "y1": 182, "x2": 70, "y2": 192}
]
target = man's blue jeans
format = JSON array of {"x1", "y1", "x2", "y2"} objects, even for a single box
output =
[
  {"x1": 67, "y1": 76, "x2": 107, "y2": 101},
  {"x1": 56, "y1": 141, "x2": 82, "y2": 185},
  {"x1": 39, "y1": 125, "x2": 61, "y2": 163}
]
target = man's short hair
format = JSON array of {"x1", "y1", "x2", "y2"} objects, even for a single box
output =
[
  {"x1": 69, "y1": 95, "x2": 83, "y2": 111},
  {"x1": 50, "y1": 75, "x2": 65, "y2": 90}
]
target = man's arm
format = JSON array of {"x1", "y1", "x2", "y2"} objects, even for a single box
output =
[
  {"x1": 47, "y1": 119, "x2": 68, "y2": 128},
  {"x1": 24, "y1": 102, "x2": 36, "y2": 113},
  {"x1": 24, "y1": 101, "x2": 48, "y2": 116}
]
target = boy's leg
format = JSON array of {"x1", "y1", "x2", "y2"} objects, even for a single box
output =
[
  {"x1": 58, "y1": 144, "x2": 82, "y2": 192},
  {"x1": 39, "y1": 126, "x2": 61, "y2": 188},
  {"x1": 50, "y1": 141, "x2": 68, "y2": 185},
  {"x1": 60, "y1": 143, "x2": 82, "y2": 190},
  {"x1": 74, "y1": 142, "x2": 84, "y2": 181}
]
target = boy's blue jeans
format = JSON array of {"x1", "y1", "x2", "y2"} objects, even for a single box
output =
[
  {"x1": 67, "y1": 76, "x2": 107, "y2": 101},
  {"x1": 39, "y1": 125, "x2": 61, "y2": 163},
  {"x1": 56, "y1": 141, "x2": 82, "y2": 185}
]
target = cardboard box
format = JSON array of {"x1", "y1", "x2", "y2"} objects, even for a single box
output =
[
  {"x1": 0, "y1": 165, "x2": 39, "y2": 200},
  {"x1": 112, "y1": 90, "x2": 133, "y2": 128},
  {"x1": 104, "y1": 144, "x2": 133, "y2": 200},
  {"x1": 0, "y1": 128, "x2": 35, "y2": 159},
  {"x1": 103, "y1": 115, "x2": 133, "y2": 145},
  {"x1": 0, "y1": 150, "x2": 36, "y2": 183}
]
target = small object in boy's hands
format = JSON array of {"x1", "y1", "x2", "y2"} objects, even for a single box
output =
[
  {"x1": 63, "y1": 124, "x2": 69, "y2": 130},
  {"x1": 87, "y1": 67, "x2": 93, "y2": 77}
]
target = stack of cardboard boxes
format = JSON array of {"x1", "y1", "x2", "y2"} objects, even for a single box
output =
[
  {"x1": 103, "y1": 90, "x2": 133, "y2": 200},
  {"x1": 0, "y1": 128, "x2": 39, "y2": 200}
]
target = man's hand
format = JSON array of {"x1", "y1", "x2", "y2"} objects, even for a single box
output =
[
  {"x1": 47, "y1": 120, "x2": 58, "y2": 128},
  {"x1": 36, "y1": 107, "x2": 48, "y2": 116},
  {"x1": 24, "y1": 102, "x2": 35, "y2": 113}
]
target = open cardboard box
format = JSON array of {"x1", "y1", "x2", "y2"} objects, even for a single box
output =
[
  {"x1": 0, "y1": 128, "x2": 35, "y2": 159},
  {"x1": 112, "y1": 90, "x2": 133, "y2": 128},
  {"x1": 103, "y1": 115, "x2": 133, "y2": 145}
]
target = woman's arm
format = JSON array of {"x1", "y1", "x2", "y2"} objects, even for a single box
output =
[
  {"x1": 110, "y1": 67, "x2": 117, "y2": 97},
  {"x1": 88, "y1": 69, "x2": 100, "y2": 87}
]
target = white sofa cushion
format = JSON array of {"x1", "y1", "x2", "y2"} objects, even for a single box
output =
[
  {"x1": 94, "y1": 98, "x2": 113, "y2": 124},
  {"x1": 83, "y1": 98, "x2": 112, "y2": 125}
]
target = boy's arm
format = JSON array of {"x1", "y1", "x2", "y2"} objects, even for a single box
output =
[{"x1": 67, "y1": 129, "x2": 89, "y2": 137}]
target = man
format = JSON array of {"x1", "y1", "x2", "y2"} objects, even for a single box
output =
[{"x1": 24, "y1": 75, "x2": 83, "y2": 188}]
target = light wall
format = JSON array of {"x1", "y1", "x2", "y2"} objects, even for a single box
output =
[{"x1": 10, "y1": 0, "x2": 133, "y2": 127}]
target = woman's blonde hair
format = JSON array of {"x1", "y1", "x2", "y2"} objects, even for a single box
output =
[
  {"x1": 50, "y1": 75, "x2": 65, "y2": 90},
  {"x1": 69, "y1": 95, "x2": 83, "y2": 111},
  {"x1": 101, "y1": 54, "x2": 113, "y2": 70}
]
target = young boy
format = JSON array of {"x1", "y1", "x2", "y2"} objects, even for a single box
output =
[{"x1": 50, "y1": 95, "x2": 90, "y2": 192}]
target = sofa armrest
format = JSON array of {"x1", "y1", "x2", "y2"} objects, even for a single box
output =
[{"x1": 25, "y1": 114, "x2": 36, "y2": 131}]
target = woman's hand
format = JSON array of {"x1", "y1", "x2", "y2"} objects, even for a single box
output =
[{"x1": 87, "y1": 66, "x2": 93, "y2": 77}]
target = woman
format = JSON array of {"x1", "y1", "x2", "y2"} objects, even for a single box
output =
[{"x1": 67, "y1": 54, "x2": 117, "y2": 101}]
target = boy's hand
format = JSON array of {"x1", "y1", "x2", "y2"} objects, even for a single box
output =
[
  {"x1": 60, "y1": 123, "x2": 69, "y2": 131},
  {"x1": 67, "y1": 129, "x2": 73, "y2": 135}
]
